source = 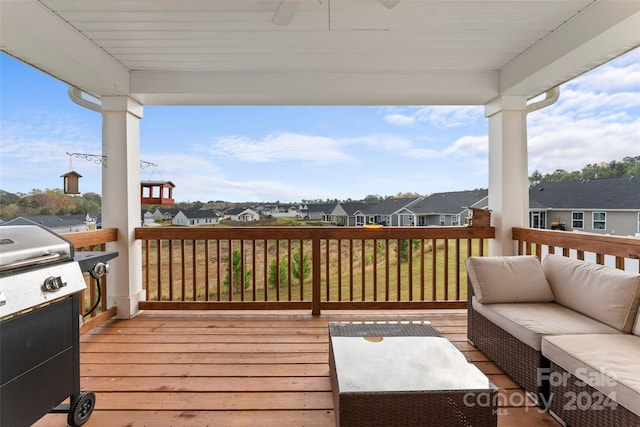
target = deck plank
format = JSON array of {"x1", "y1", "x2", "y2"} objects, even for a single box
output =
[
  {"x1": 81, "y1": 376, "x2": 332, "y2": 392},
  {"x1": 33, "y1": 309, "x2": 559, "y2": 427}
]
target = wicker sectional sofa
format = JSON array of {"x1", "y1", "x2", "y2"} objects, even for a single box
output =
[{"x1": 466, "y1": 254, "x2": 640, "y2": 426}]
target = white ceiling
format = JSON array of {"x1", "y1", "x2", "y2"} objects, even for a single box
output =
[{"x1": 2, "y1": 0, "x2": 639, "y2": 105}]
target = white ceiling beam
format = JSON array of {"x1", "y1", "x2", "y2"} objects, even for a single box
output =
[
  {"x1": 0, "y1": 0, "x2": 130, "y2": 97},
  {"x1": 500, "y1": 1, "x2": 640, "y2": 98},
  {"x1": 130, "y1": 70, "x2": 498, "y2": 106}
]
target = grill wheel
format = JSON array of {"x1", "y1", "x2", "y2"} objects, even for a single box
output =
[{"x1": 68, "y1": 391, "x2": 96, "y2": 427}]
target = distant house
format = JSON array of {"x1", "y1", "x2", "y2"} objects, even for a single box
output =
[
  {"x1": 328, "y1": 202, "x2": 369, "y2": 226},
  {"x1": 153, "y1": 208, "x2": 181, "y2": 222},
  {"x1": 172, "y1": 209, "x2": 219, "y2": 226},
  {"x1": 143, "y1": 211, "x2": 156, "y2": 225},
  {"x1": 398, "y1": 190, "x2": 489, "y2": 227},
  {"x1": 223, "y1": 207, "x2": 260, "y2": 222},
  {"x1": 268, "y1": 204, "x2": 300, "y2": 218},
  {"x1": 301, "y1": 203, "x2": 337, "y2": 221},
  {"x1": 529, "y1": 176, "x2": 640, "y2": 236},
  {"x1": 1, "y1": 213, "x2": 100, "y2": 233},
  {"x1": 353, "y1": 198, "x2": 423, "y2": 226},
  {"x1": 282, "y1": 204, "x2": 300, "y2": 217}
]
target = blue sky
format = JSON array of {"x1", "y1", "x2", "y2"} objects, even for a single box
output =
[{"x1": 1, "y1": 48, "x2": 638, "y2": 203}]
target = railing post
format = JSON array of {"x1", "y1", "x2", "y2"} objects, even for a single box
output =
[{"x1": 311, "y1": 233, "x2": 321, "y2": 315}]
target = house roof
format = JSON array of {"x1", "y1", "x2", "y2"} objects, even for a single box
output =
[
  {"x1": 3, "y1": 1, "x2": 637, "y2": 106},
  {"x1": 224, "y1": 207, "x2": 258, "y2": 216},
  {"x1": 1, "y1": 214, "x2": 99, "y2": 229},
  {"x1": 408, "y1": 190, "x2": 488, "y2": 215},
  {"x1": 529, "y1": 176, "x2": 640, "y2": 210},
  {"x1": 356, "y1": 198, "x2": 422, "y2": 215},
  {"x1": 156, "y1": 208, "x2": 182, "y2": 216},
  {"x1": 334, "y1": 202, "x2": 370, "y2": 216},
  {"x1": 224, "y1": 207, "x2": 247, "y2": 215},
  {"x1": 304, "y1": 203, "x2": 338, "y2": 213},
  {"x1": 180, "y1": 209, "x2": 219, "y2": 219}
]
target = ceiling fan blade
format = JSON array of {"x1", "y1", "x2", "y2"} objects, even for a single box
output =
[
  {"x1": 272, "y1": 0, "x2": 301, "y2": 26},
  {"x1": 378, "y1": 0, "x2": 399, "y2": 9}
]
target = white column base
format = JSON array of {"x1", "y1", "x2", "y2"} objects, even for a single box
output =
[{"x1": 110, "y1": 290, "x2": 146, "y2": 319}]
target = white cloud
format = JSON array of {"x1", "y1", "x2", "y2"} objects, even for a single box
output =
[
  {"x1": 569, "y1": 49, "x2": 640, "y2": 93},
  {"x1": 405, "y1": 135, "x2": 487, "y2": 159},
  {"x1": 413, "y1": 106, "x2": 484, "y2": 128},
  {"x1": 551, "y1": 89, "x2": 640, "y2": 118},
  {"x1": 526, "y1": 50, "x2": 640, "y2": 175},
  {"x1": 355, "y1": 134, "x2": 414, "y2": 151},
  {"x1": 136, "y1": 150, "x2": 341, "y2": 202},
  {"x1": 528, "y1": 115, "x2": 640, "y2": 173},
  {"x1": 444, "y1": 135, "x2": 488, "y2": 157},
  {"x1": 383, "y1": 114, "x2": 415, "y2": 126},
  {"x1": 0, "y1": 111, "x2": 103, "y2": 192},
  {"x1": 404, "y1": 147, "x2": 442, "y2": 159},
  {"x1": 211, "y1": 132, "x2": 353, "y2": 163},
  {"x1": 381, "y1": 105, "x2": 484, "y2": 128}
]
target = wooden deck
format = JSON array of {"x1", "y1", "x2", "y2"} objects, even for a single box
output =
[{"x1": 35, "y1": 310, "x2": 559, "y2": 427}]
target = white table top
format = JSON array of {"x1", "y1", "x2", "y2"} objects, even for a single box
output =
[{"x1": 331, "y1": 336, "x2": 494, "y2": 393}]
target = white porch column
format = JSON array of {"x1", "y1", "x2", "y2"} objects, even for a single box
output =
[
  {"x1": 101, "y1": 96, "x2": 145, "y2": 319},
  {"x1": 485, "y1": 96, "x2": 528, "y2": 256}
]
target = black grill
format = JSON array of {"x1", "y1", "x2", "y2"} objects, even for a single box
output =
[{"x1": 0, "y1": 225, "x2": 117, "y2": 427}]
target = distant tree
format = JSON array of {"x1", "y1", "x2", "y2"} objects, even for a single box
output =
[
  {"x1": 0, "y1": 191, "x2": 20, "y2": 206},
  {"x1": 623, "y1": 156, "x2": 640, "y2": 176},
  {"x1": 291, "y1": 251, "x2": 310, "y2": 281},
  {"x1": 397, "y1": 239, "x2": 409, "y2": 262},
  {"x1": 0, "y1": 203, "x2": 19, "y2": 219},
  {"x1": 268, "y1": 258, "x2": 288, "y2": 288},
  {"x1": 223, "y1": 249, "x2": 252, "y2": 292},
  {"x1": 529, "y1": 170, "x2": 543, "y2": 186},
  {"x1": 580, "y1": 163, "x2": 602, "y2": 180},
  {"x1": 56, "y1": 207, "x2": 73, "y2": 215},
  {"x1": 72, "y1": 194, "x2": 100, "y2": 214},
  {"x1": 532, "y1": 156, "x2": 639, "y2": 185},
  {"x1": 364, "y1": 194, "x2": 383, "y2": 202},
  {"x1": 394, "y1": 192, "x2": 423, "y2": 199}
]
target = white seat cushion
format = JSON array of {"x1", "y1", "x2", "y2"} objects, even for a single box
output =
[
  {"x1": 472, "y1": 298, "x2": 621, "y2": 351},
  {"x1": 542, "y1": 334, "x2": 640, "y2": 417}
]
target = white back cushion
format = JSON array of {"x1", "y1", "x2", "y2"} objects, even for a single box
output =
[
  {"x1": 542, "y1": 255, "x2": 640, "y2": 333},
  {"x1": 466, "y1": 256, "x2": 554, "y2": 304}
]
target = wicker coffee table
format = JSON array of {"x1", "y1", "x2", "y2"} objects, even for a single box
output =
[{"x1": 329, "y1": 322, "x2": 497, "y2": 427}]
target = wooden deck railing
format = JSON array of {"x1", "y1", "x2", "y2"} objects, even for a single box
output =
[
  {"x1": 63, "y1": 226, "x2": 638, "y2": 318},
  {"x1": 135, "y1": 226, "x2": 494, "y2": 313},
  {"x1": 62, "y1": 228, "x2": 118, "y2": 331},
  {"x1": 512, "y1": 227, "x2": 640, "y2": 272}
]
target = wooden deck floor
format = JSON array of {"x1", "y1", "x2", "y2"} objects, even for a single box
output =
[{"x1": 35, "y1": 309, "x2": 559, "y2": 427}]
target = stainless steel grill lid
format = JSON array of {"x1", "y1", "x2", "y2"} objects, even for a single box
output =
[
  {"x1": 0, "y1": 225, "x2": 85, "y2": 318},
  {"x1": 0, "y1": 225, "x2": 74, "y2": 272}
]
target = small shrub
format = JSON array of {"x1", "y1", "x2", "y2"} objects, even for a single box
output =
[
  {"x1": 268, "y1": 258, "x2": 288, "y2": 288},
  {"x1": 291, "y1": 251, "x2": 310, "y2": 280}
]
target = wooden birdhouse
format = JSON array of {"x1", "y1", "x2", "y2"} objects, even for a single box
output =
[
  {"x1": 61, "y1": 171, "x2": 82, "y2": 194},
  {"x1": 141, "y1": 181, "x2": 175, "y2": 205}
]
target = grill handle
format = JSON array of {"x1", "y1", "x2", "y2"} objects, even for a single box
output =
[{"x1": 0, "y1": 252, "x2": 62, "y2": 272}]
